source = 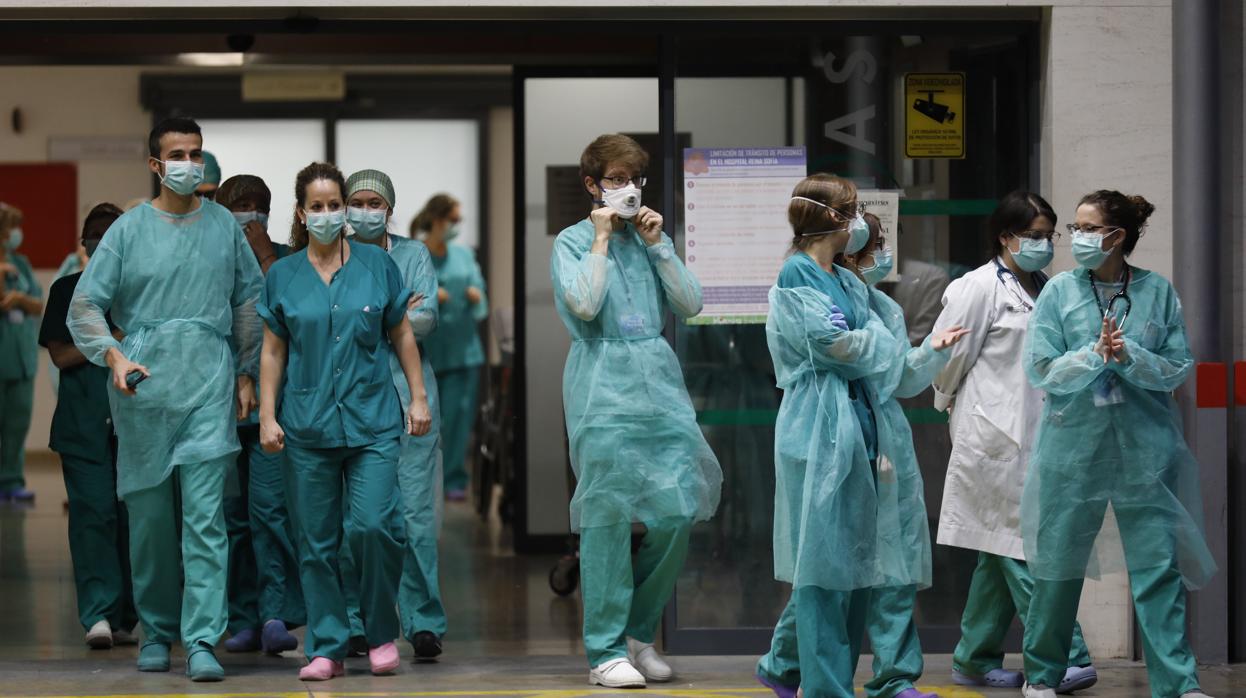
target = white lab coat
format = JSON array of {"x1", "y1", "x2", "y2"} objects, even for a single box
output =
[{"x1": 931, "y1": 259, "x2": 1045, "y2": 560}]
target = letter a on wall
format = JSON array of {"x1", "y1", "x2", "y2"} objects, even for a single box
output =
[{"x1": 905, "y1": 73, "x2": 965, "y2": 159}]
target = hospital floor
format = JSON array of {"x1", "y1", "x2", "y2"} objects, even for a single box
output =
[{"x1": 2, "y1": 454, "x2": 1244, "y2": 698}]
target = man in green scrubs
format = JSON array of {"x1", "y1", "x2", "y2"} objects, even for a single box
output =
[
  {"x1": 68, "y1": 118, "x2": 264, "y2": 682},
  {"x1": 0, "y1": 202, "x2": 43, "y2": 502}
]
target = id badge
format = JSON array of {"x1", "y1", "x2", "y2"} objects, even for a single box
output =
[
  {"x1": 6, "y1": 309, "x2": 24, "y2": 325},
  {"x1": 1092, "y1": 372, "x2": 1124, "y2": 407},
  {"x1": 618, "y1": 313, "x2": 647, "y2": 337}
]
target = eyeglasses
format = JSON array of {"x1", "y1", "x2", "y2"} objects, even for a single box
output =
[
  {"x1": 599, "y1": 175, "x2": 648, "y2": 189},
  {"x1": 1013, "y1": 229, "x2": 1060, "y2": 242},
  {"x1": 1065, "y1": 223, "x2": 1121, "y2": 236}
]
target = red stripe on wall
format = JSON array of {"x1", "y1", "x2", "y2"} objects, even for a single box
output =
[{"x1": 1197, "y1": 362, "x2": 1228, "y2": 409}]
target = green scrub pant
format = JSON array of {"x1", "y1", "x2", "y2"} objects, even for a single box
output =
[
  {"x1": 0, "y1": 377, "x2": 34, "y2": 491},
  {"x1": 225, "y1": 427, "x2": 305, "y2": 633},
  {"x1": 757, "y1": 586, "x2": 872, "y2": 698},
  {"x1": 123, "y1": 457, "x2": 231, "y2": 649},
  {"x1": 287, "y1": 440, "x2": 404, "y2": 661},
  {"x1": 580, "y1": 518, "x2": 691, "y2": 667},
  {"x1": 864, "y1": 585, "x2": 925, "y2": 698},
  {"x1": 436, "y1": 367, "x2": 479, "y2": 492},
  {"x1": 954, "y1": 552, "x2": 1091, "y2": 677},
  {"x1": 61, "y1": 454, "x2": 138, "y2": 633},
  {"x1": 1025, "y1": 563, "x2": 1199, "y2": 698},
  {"x1": 342, "y1": 429, "x2": 447, "y2": 642}
]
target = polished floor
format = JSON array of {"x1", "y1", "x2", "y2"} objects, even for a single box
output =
[{"x1": 2, "y1": 454, "x2": 1244, "y2": 698}]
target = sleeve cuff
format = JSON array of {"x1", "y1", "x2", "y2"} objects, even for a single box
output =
[
  {"x1": 255, "y1": 302, "x2": 288, "y2": 340},
  {"x1": 645, "y1": 241, "x2": 675, "y2": 262},
  {"x1": 386, "y1": 288, "x2": 415, "y2": 329}
]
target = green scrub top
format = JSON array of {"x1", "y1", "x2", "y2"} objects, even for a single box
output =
[
  {"x1": 385, "y1": 234, "x2": 439, "y2": 408},
  {"x1": 258, "y1": 239, "x2": 412, "y2": 450},
  {"x1": 777, "y1": 252, "x2": 878, "y2": 460},
  {"x1": 423, "y1": 243, "x2": 487, "y2": 372},
  {"x1": 0, "y1": 252, "x2": 41, "y2": 382},
  {"x1": 40, "y1": 272, "x2": 113, "y2": 461}
]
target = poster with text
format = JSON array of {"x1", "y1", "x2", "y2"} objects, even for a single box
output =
[{"x1": 683, "y1": 146, "x2": 807, "y2": 324}]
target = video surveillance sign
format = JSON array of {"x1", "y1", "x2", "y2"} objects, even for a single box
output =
[{"x1": 905, "y1": 73, "x2": 965, "y2": 159}]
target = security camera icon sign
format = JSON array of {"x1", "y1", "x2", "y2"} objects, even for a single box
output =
[{"x1": 913, "y1": 90, "x2": 956, "y2": 124}]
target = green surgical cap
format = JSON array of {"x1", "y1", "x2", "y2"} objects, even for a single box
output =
[
  {"x1": 347, "y1": 169, "x2": 396, "y2": 208},
  {"x1": 202, "y1": 151, "x2": 222, "y2": 185}
]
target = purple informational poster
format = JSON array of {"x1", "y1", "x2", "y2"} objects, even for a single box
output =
[{"x1": 682, "y1": 146, "x2": 807, "y2": 324}]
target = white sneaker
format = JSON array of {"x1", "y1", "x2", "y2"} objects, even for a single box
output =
[
  {"x1": 1023, "y1": 683, "x2": 1057, "y2": 698},
  {"x1": 589, "y1": 657, "x2": 647, "y2": 688},
  {"x1": 1181, "y1": 692, "x2": 1214, "y2": 698},
  {"x1": 85, "y1": 620, "x2": 113, "y2": 649},
  {"x1": 627, "y1": 637, "x2": 673, "y2": 682}
]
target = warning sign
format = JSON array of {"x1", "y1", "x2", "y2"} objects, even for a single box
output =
[{"x1": 905, "y1": 73, "x2": 965, "y2": 159}]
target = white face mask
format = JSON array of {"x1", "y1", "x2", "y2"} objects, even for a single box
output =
[{"x1": 599, "y1": 183, "x2": 643, "y2": 219}]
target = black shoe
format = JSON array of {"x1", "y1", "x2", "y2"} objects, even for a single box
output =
[
  {"x1": 347, "y1": 635, "x2": 369, "y2": 658},
  {"x1": 411, "y1": 631, "x2": 442, "y2": 660}
]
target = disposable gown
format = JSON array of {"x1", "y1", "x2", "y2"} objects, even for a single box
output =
[
  {"x1": 866, "y1": 286, "x2": 942, "y2": 588},
  {"x1": 766, "y1": 269, "x2": 925, "y2": 591},
  {"x1": 1021, "y1": 267, "x2": 1216, "y2": 590},
  {"x1": 68, "y1": 201, "x2": 263, "y2": 497},
  {"x1": 551, "y1": 219, "x2": 722, "y2": 531}
]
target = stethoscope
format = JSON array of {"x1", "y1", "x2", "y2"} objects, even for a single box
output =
[
  {"x1": 1088, "y1": 264, "x2": 1132, "y2": 329},
  {"x1": 992, "y1": 257, "x2": 1043, "y2": 312}
]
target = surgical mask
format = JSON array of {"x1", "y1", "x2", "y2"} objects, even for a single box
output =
[
  {"x1": 4, "y1": 228, "x2": 21, "y2": 251},
  {"x1": 83, "y1": 239, "x2": 101, "y2": 258},
  {"x1": 158, "y1": 159, "x2": 206, "y2": 196},
  {"x1": 1072, "y1": 230, "x2": 1112, "y2": 270},
  {"x1": 304, "y1": 210, "x2": 345, "y2": 245},
  {"x1": 445, "y1": 223, "x2": 462, "y2": 241},
  {"x1": 1012, "y1": 237, "x2": 1054, "y2": 272},
  {"x1": 347, "y1": 207, "x2": 388, "y2": 241},
  {"x1": 859, "y1": 247, "x2": 894, "y2": 286},
  {"x1": 599, "y1": 183, "x2": 643, "y2": 219},
  {"x1": 232, "y1": 211, "x2": 269, "y2": 231},
  {"x1": 845, "y1": 213, "x2": 870, "y2": 254}
]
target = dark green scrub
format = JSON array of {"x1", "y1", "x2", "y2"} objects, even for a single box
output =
[
  {"x1": 39, "y1": 271, "x2": 137, "y2": 633},
  {"x1": 258, "y1": 239, "x2": 411, "y2": 661}
]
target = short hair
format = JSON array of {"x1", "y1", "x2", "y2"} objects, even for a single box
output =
[
  {"x1": 579, "y1": 134, "x2": 649, "y2": 188},
  {"x1": 986, "y1": 191, "x2": 1057, "y2": 257},
  {"x1": 148, "y1": 117, "x2": 202, "y2": 158},
  {"x1": 1078, "y1": 190, "x2": 1156, "y2": 256},
  {"x1": 82, "y1": 203, "x2": 123, "y2": 241},
  {"x1": 217, "y1": 174, "x2": 272, "y2": 214}
]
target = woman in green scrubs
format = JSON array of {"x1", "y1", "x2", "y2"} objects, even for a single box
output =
[
  {"x1": 411, "y1": 194, "x2": 486, "y2": 501},
  {"x1": 39, "y1": 203, "x2": 138, "y2": 648},
  {"x1": 257, "y1": 162, "x2": 432, "y2": 682},
  {"x1": 0, "y1": 202, "x2": 43, "y2": 502}
]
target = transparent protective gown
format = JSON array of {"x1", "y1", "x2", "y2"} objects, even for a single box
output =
[
  {"x1": 765, "y1": 273, "x2": 927, "y2": 591},
  {"x1": 551, "y1": 219, "x2": 722, "y2": 532},
  {"x1": 68, "y1": 201, "x2": 263, "y2": 497},
  {"x1": 1022, "y1": 267, "x2": 1216, "y2": 590},
  {"x1": 385, "y1": 234, "x2": 444, "y2": 534}
]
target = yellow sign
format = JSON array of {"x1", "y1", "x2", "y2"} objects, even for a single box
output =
[
  {"x1": 242, "y1": 71, "x2": 346, "y2": 102},
  {"x1": 905, "y1": 72, "x2": 965, "y2": 159}
]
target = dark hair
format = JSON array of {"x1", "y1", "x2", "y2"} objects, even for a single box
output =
[
  {"x1": 579, "y1": 134, "x2": 649, "y2": 195},
  {"x1": 986, "y1": 190, "x2": 1057, "y2": 257},
  {"x1": 148, "y1": 117, "x2": 202, "y2": 158},
  {"x1": 82, "y1": 203, "x2": 123, "y2": 241},
  {"x1": 787, "y1": 173, "x2": 857, "y2": 253},
  {"x1": 289, "y1": 162, "x2": 347, "y2": 251},
  {"x1": 411, "y1": 193, "x2": 460, "y2": 235},
  {"x1": 217, "y1": 174, "x2": 272, "y2": 214},
  {"x1": 1078, "y1": 190, "x2": 1155, "y2": 256}
]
